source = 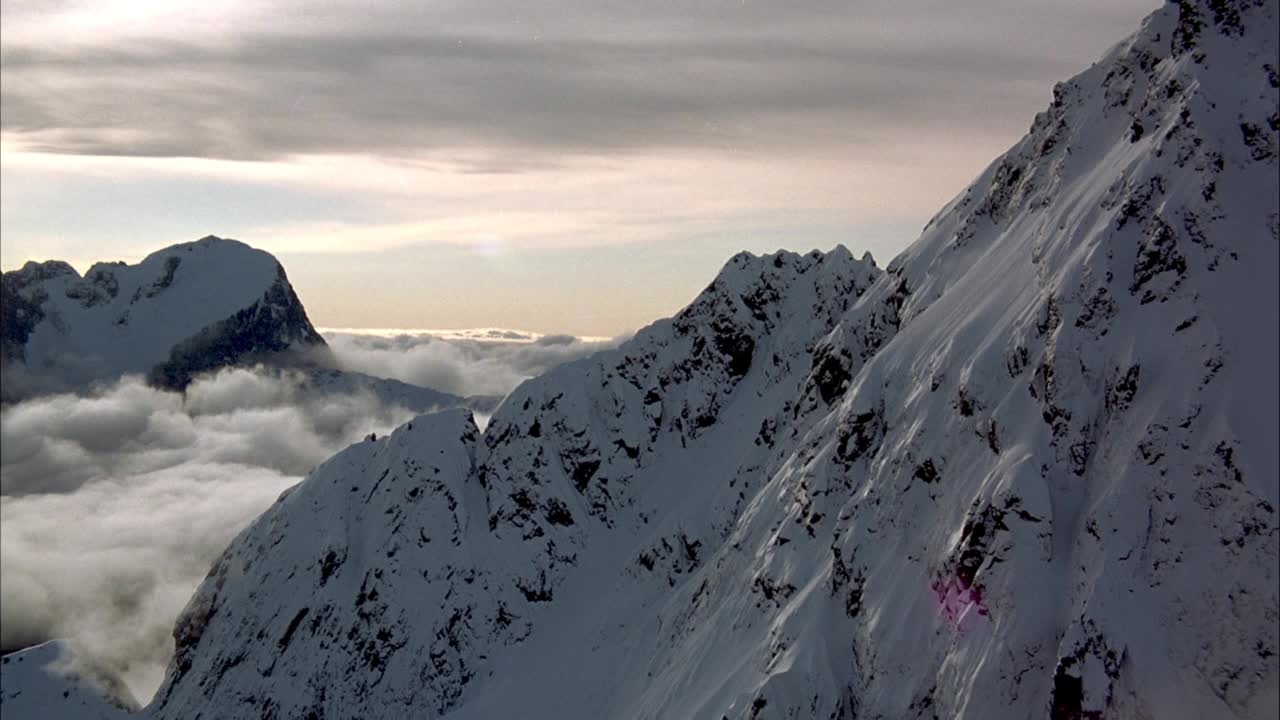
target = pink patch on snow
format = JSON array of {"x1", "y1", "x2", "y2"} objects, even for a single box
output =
[{"x1": 931, "y1": 573, "x2": 990, "y2": 631}]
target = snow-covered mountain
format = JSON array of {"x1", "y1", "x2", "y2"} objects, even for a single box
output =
[
  {"x1": 1, "y1": 236, "x2": 325, "y2": 398},
  {"x1": 0, "y1": 236, "x2": 500, "y2": 414},
  {"x1": 3, "y1": 0, "x2": 1276, "y2": 718}
]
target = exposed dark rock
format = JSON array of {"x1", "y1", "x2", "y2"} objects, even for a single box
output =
[
  {"x1": 149, "y1": 263, "x2": 326, "y2": 390},
  {"x1": 278, "y1": 608, "x2": 310, "y2": 650},
  {"x1": 0, "y1": 280, "x2": 45, "y2": 363},
  {"x1": 1130, "y1": 217, "x2": 1188, "y2": 304},
  {"x1": 913, "y1": 459, "x2": 941, "y2": 485},
  {"x1": 812, "y1": 345, "x2": 853, "y2": 404},
  {"x1": 836, "y1": 406, "x2": 885, "y2": 465}
]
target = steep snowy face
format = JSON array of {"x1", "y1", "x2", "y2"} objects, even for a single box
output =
[
  {"x1": 145, "y1": 1, "x2": 1276, "y2": 718},
  {"x1": 0, "y1": 236, "x2": 325, "y2": 395},
  {"x1": 761, "y1": 1, "x2": 1279, "y2": 717},
  {"x1": 147, "y1": 248, "x2": 882, "y2": 719}
]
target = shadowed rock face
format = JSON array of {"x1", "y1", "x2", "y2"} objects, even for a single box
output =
[
  {"x1": 148, "y1": 263, "x2": 326, "y2": 390},
  {"x1": 1, "y1": 261, "x2": 79, "y2": 363},
  {"x1": 0, "y1": 236, "x2": 327, "y2": 398},
  {"x1": 1, "y1": 278, "x2": 48, "y2": 364}
]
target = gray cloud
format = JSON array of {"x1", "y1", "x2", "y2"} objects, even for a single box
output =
[
  {"x1": 0, "y1": 0, "x2": 1157, "y2": 162},
  {"x1": 1, "y1": 463, "x2": 298, "y2": 704},
  {"x1": 0, "y1": 367, "x2": 422, "y2": 703},
  {"x1": 0, "y1": 368, "x2": 416, "y2": 496},
  {"x1": 323, "y1": 330, "x2": 624, "y2": 398}
]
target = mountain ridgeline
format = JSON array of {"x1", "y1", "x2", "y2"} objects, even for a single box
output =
[{"x1": 2, "y1": 0, "x2": 1277, "y2": 718}]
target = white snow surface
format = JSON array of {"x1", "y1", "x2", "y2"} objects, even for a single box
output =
[
  {"x1": 10, "y1": 1, "x2": 1280, "y2": 718},
  {"x1": 0, "y1": 642, "x2": 135, "y2": 720},
  {"x1": 5, "y1": 236, "x2": 311, "y2": 386}
]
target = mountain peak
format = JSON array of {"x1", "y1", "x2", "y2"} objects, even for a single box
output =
[
  {"x1": 0, "y1": 236, "x2": 326, "y2": 399},
  {"x1": 9, "y1": 259, "x2": 80, "y2": 286}
]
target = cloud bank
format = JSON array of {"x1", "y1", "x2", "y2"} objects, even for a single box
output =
[
  {"x1": 0, "y1": 367, "x2": 418, "y2": 703},
  {"x1": 0, "y1": 368, "x2": 415, "y2": 496},
  {"x1": 323, "y1": 329, "x2": 623, "y2": 398},
  {"x1": 1, "y1": 463, "x2": 298, "y2": 705}
]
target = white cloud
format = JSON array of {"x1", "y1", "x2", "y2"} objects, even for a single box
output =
[
  {"x1": 323, "y1": 329, "x2": 623, "y2": 398},
  {"x1": 1, "y1": 463, "x2": 297, "y2": 704},
  {"x1": 0, "y1": 367, "x2": 421, "y2": 704},
  {"x1": 0, "y1": 369, "x2": 418, "y2": 496}
]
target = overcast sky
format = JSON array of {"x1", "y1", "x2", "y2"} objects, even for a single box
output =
[{"x1": 1, "y1": 0, "x2": 1158, "y2": 335}]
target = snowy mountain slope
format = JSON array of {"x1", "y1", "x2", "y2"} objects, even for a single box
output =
[
  {"x1": 23, "y1": 0, "x2": 1278, "y2": 718},
  {"x1": 146, "y1": 247, "x2": 883, "y2": 719},
  {"x1": 298, "y1": 367, "x2": 499, "y2": 419},
  {"x1": 0, "y1": 642, "x2": 135, "y2": 720},
  {"x1": 0, "y1": 236, "x2": 325, "y2": 396}
]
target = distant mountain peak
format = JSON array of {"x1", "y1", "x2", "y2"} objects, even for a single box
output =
[{"x1": 0, "y1": 235, "x2": 326, "y2": 399}]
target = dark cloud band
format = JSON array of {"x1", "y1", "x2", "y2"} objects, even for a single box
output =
[{"x1": 0, "y1": 1, "x2": 1155, "y2": 162}]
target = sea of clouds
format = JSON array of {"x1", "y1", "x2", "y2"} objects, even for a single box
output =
[
  {"x1": 0, "y1": 329, "x2": 620, "y2": 705},
  {"x1": 320, "y1": 328, "x2": 622, "y2": 398}
]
